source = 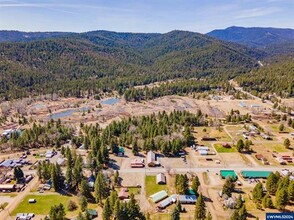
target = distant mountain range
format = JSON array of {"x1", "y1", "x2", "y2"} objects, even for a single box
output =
[
  {"x1": 207, "y1": 26, "x2": 294, "y2": 49},
  {"x1": 0, "y1": 30, "x2": 73, "y2": 42}
]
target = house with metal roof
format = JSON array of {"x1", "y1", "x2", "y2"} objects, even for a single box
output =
[
  {"x1": 149, "y1": 190, "x2": 168, "y2": 203},
  {"x1": 220, "y1": 170, "x2": 237, "y2": 180},
  {"x1": 178, "y1": 195, "x2": 197, "y2": 204},
  {"x1": 156, "y1": 173, "x2": 166, "y2": 184},
  {"x1": 158, "y1": 194, "x2": 177, "y2": 209},
  {"x1": 0, "y1": 184, "x2": 16, "y2": 191},
  {"x1": 241, "y1": 170, "x2": 271, "y2": 179}
]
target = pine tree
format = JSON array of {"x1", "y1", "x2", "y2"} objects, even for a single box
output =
[
  {"x1": 192, "y1": 176, "x2": 200, "y2": 195},
  {"x1": 132, "y1": 139, "x2": 139, "y2": 155},
  {"x1": 288, "y1": 180, "x2": 294, "y2": 201},
  {"x1": 49, "y1": 203, "x2": 66, "y2": 220},
  {"x1": 238, "y1": 205, "x2": 247, "y2": 220},
  {"x1": 194, "y1": 194, "x2": 206, "y2": 220},
  {"x1": 113, "y1": 200, "x2": 122, "y2": 220},
  {"x1": 275, "y1": 188, "x2": 288, "y2": 210},
  {"x1": 127, "y1": 194, "x2": 143, "y2": 219},
  {"x1": 14, "y1": 167, "x2": 24, "y2": 182},
  {"x1": 80, "y1": 179, "x2": 92, "y2": 199},
  {"x1": 80, "y1": 196, "x2": 88, "y2": 212},
  {"x1": 252, "y1": 182, "x2": 264, "y2": 203},
  {"x1": 206, "y1": 212, "x2": 212, "y2": 220},
  {"x1": 222, "y1": 177, "x2": 235, "y2": 197},
  {"x1": 236, "y1": 139, "x2": 244, "y2": 152},
  {"x1": 113, "y1": 171, "x2": 119, "y2": 186},
  {"x1": 236, "y1": 195, "x2": 243, "y2": 209},
  {"x1": 230, "y1": 210, "x2": 239, "y2": 220},
  {"x1": 109, "y1": 190, "x2": 118, "y2": 210},
  {"x1": 266, "y1": 172, "x2": 279, "y2": 195},
  {"x1": 170, "y1": 204, "x2": 180, "y2": 220},
  {"x1": 284, "y1": 138, "x2": 291, "y2": 149},
  {"x1": 94, "y1": 172, "x2": 109, "y2": 204},
  {"x1": 102, "y1": 198, "x2": 112, "y2": 220}
]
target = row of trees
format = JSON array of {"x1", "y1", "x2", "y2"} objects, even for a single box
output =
[
  {"x1": 252, "y1": 172, "x2": 294, "y2": 210},
  {"x1": 225, "y1": 110, "x2": 251, "y2": 123}
]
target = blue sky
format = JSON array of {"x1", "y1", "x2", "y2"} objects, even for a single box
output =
[{"x1": 0, "y1": 0, "x2": 293, "y2": 33}]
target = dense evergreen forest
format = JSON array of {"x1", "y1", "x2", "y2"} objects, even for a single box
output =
[
  {"x1": 0, "y1": 30, "x2": 262, "y2": 100},
  {"x1": 235, "y1": 57, "x2": 294, "y2": 98},
  {"x1": 76, "y1": 110, "x2": 204, "y2": 157}
]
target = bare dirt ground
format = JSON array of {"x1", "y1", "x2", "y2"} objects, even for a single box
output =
[
  {"x1": 0, "y1": 95, "x2": 277, "y2": 132},
  {"x1": 219, "y1": 153, "x2": 249, "y2": 168}
]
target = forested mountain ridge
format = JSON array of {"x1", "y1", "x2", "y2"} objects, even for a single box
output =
[
  {"x1": 207, "y1": 26, "x2": 294, "y2": 49},
  {"x1": 235, "y1": 56, "x2": 294, "y2": 98},
  {"x1": 0, "y1": 30, "x2": 262, "y2": 100}
]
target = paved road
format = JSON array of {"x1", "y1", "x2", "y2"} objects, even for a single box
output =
[{"x1": 118, "y1": 166, "x2": 291, "y2": 174}]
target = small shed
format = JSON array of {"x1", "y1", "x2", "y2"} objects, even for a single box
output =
[
  {"x1": 156, "y1": 173, "x2": 166, "y2": 184},
  {"x1": 87, "y1": 209, "x2": 98, "y2": 219},
  {"x1": 198, "y1": 146, "x2": 209, "y2": 151},
  {"x1": 199, "y1": 150, "x2": 208, "y2": 155},
  {"x1": 118, "y1": 147, "x2": 125, "y2": 157}
]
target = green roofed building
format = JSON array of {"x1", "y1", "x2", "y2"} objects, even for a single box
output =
[
  {"x1": 149, "y1": 190, "x2": 168, "y2": 203},
  {"x1": 220, "y1": 170, "x2": 237, "y2": 180},
  {"x1": 87, "y1": 209, "x2": 98, "y2": 219},
  {"x1": 241, "y1": 171, "x2": 271, "y2": 179}
]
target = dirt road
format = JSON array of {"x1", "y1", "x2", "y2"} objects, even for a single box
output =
[{"x1": 0, "y1": 176, "x2": 39, "y2": 220}]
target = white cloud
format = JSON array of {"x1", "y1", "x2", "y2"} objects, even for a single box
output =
[
  {"x1": 0, "y1": 2, "x2": 134, "y2": 12},
  {"x1": 235, "y1": 7, "x2": 281, "y2": 19}
]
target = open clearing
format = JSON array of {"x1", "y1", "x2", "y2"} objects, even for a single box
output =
[
  {"x1": 214, "y1": 143, "x2": 237, "y2": 153},
  {"x1": 145, "y1": 176, "x2": 168, "y2": 197},
  {"x1": 11, "y1": 194, "x2": 75, "y2": 216}
]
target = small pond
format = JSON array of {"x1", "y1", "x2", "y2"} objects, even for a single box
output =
[{"x1": 100, "y1": 98, "x2": 120, "y2": 105}]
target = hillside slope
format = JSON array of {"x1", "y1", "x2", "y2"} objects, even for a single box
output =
[
  {"x1": 235, "y1": 57, "x2": 294, "y2": 98},
  {"x1": 0, "y1": 30, "x2": 262, "y2": 99}
]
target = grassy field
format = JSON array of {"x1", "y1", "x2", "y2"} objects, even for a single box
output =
[
  {"x1": 0, "y1": 193, "x2": 17, "y2": 197},
  {"x1": 151, "y1": 213, "x2": 170, "y2": 220},
  {"x1": 128, "y1": 187, "x2": 141, "y2": 195},
  {"x1": 145, "y1": 176, "x2": 168, "y2": 197},
  {"x1": 265, "y1": 143, "x2": 288, "y2": 153},
  {"x1": 193, "y1": 127, "x2": 231, "y2": 142},
  {"x1": 11, "y1": 194, "x2": 75, "y2": 216},
  {"x1": 214, "y1": 144, "x2": 237, "y2": 153},
  {"x1": 270, "y1": 125, "x2": 293, "y2": 133}
]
